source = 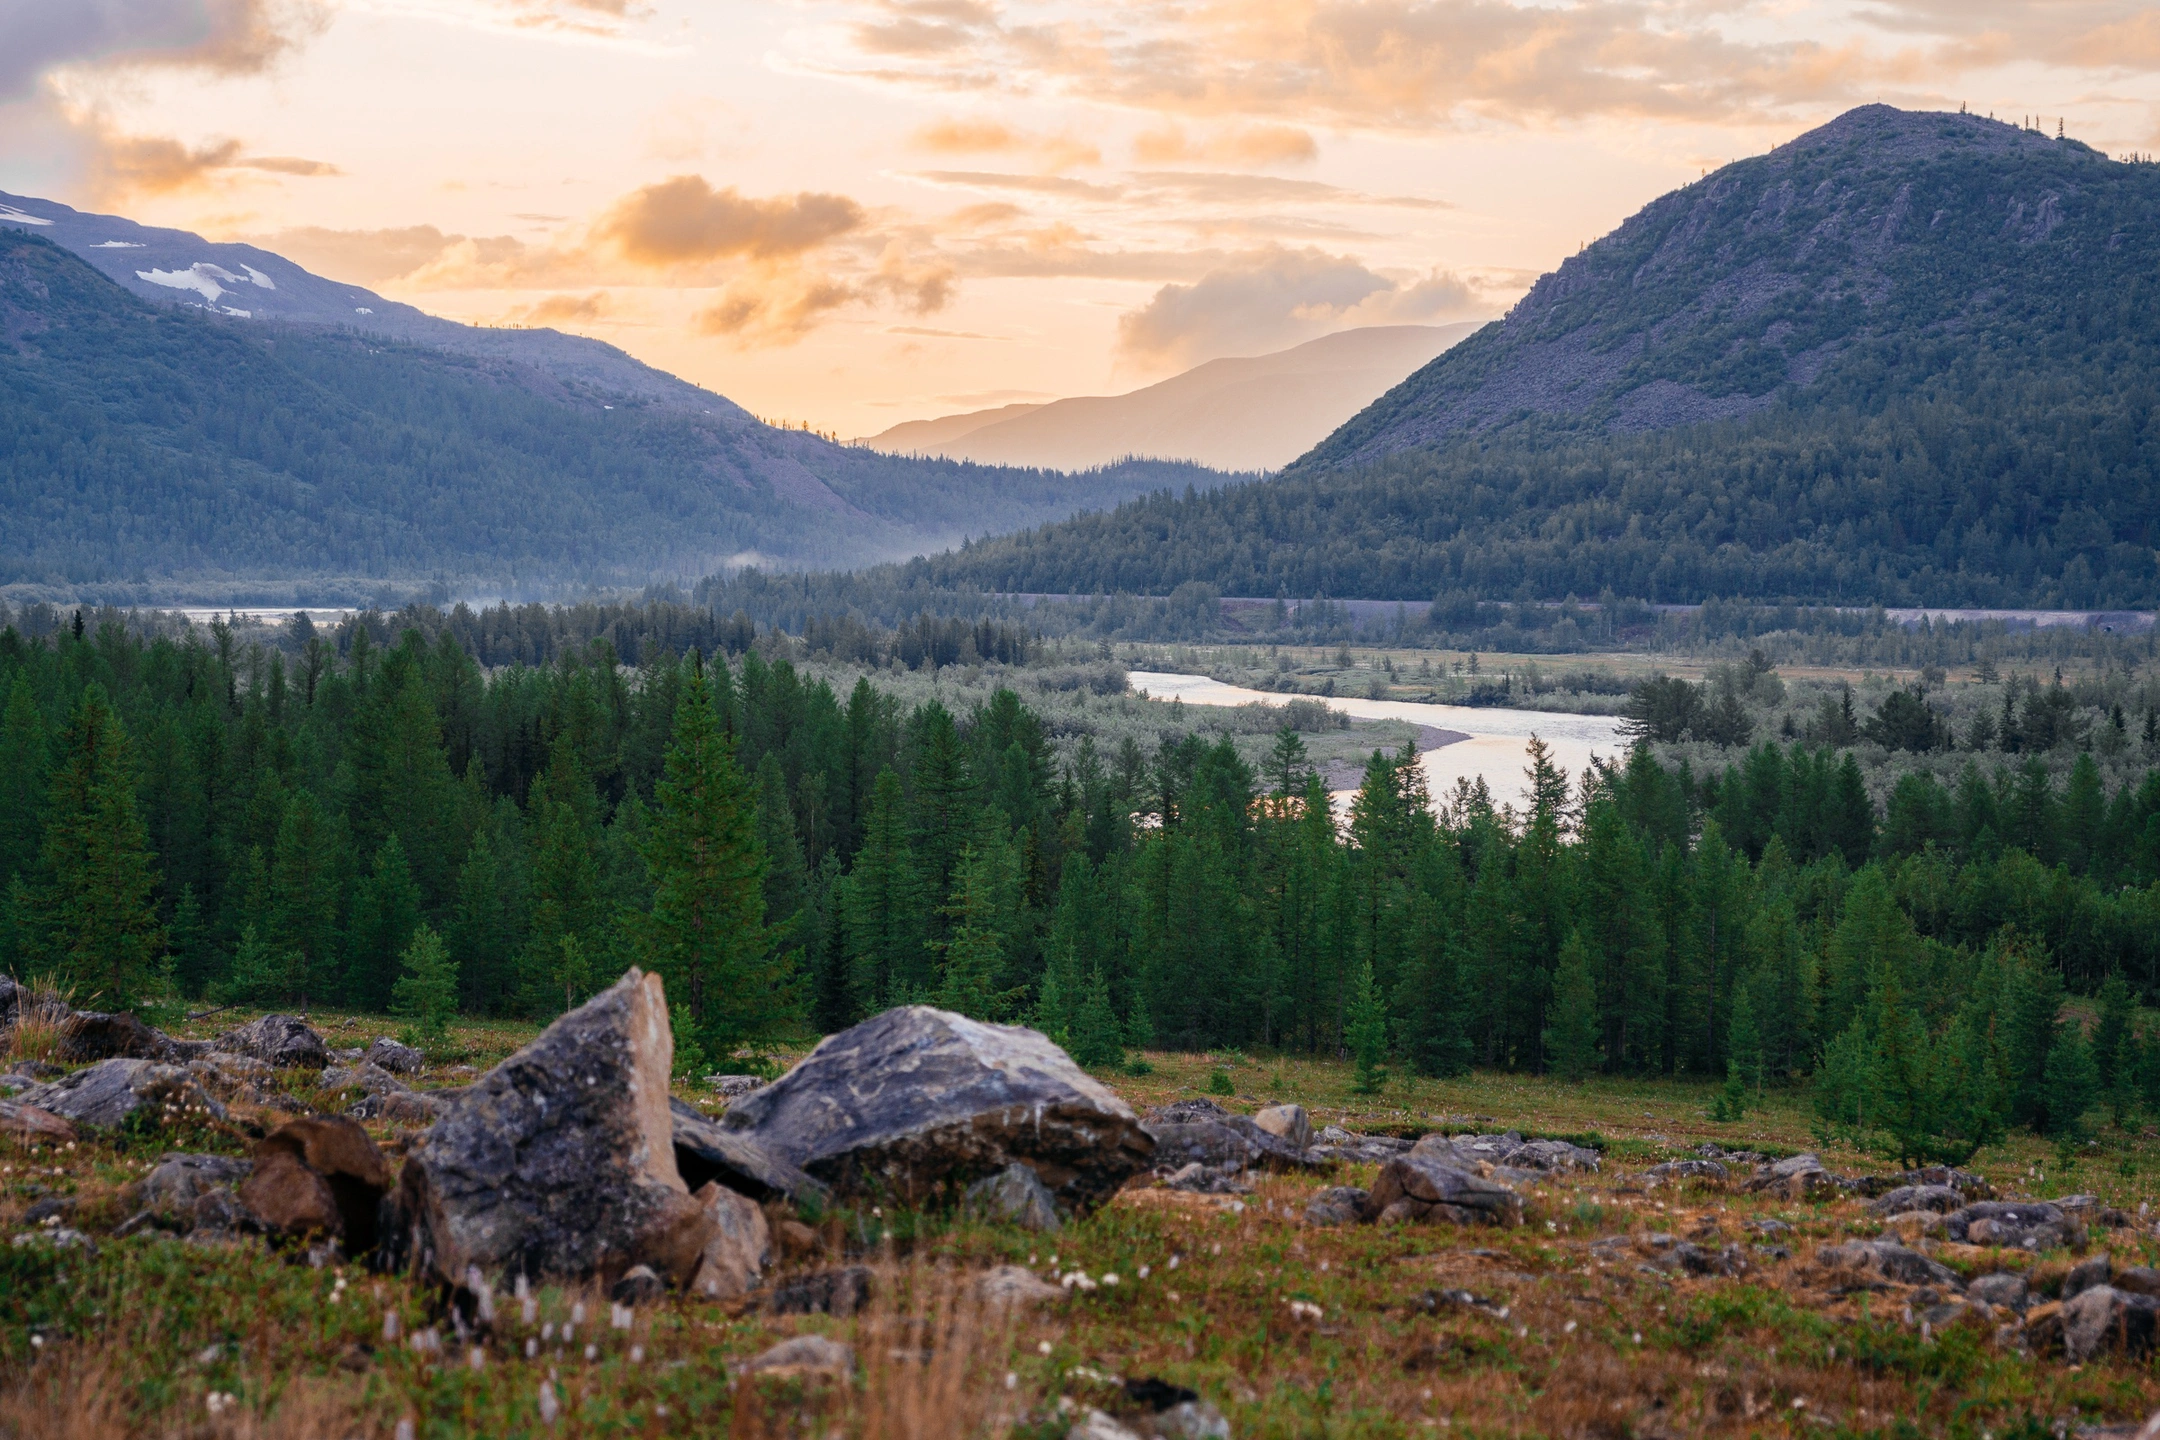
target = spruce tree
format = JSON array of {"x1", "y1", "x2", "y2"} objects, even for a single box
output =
[
  {"x1": 627, "y1": 660, "x2": 796, "y2": 1057},
  {"x1": 224, "y1": 923, "x2": 282, "y2": 1005},
  {"x1": 269, "y1": 790, "x2": 340, "y2": 1006},
  {"x1": 843, "y1": 767, "x2": 924, "y2": 1012},
  {"x1": 391, "y1": 923, "x2": 459, "y2": 1046},
  {"x1": 1071, "y1": 965, "x2": 1125, "y2": 1069},
  {"x1": 933, "y1": 843, "x2": 1008, "y2": 1021},
  {"x1": 31, "y1": 684, "x2": 164, "y2": 1007},
  {"x1": 0, "y1": 676, "x2": 48, "y2": 887},
  {"x1": 2043, "y1": 1027, "x2": 2101, "y2": 1142},
  {"x1": 346, "y1": 836, "x2": 422, "y2": 1011},
  {"x1": 1543, "y1": 932, "x2": 1601, "y2": 1082},
  {"x1": 1346, "y1": 957, "x2": 1389, "y2": 1094}
]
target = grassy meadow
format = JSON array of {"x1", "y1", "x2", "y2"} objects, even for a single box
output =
[{"x1": 7, "y1": 1009, "x2": 2160, "y2": 1439}]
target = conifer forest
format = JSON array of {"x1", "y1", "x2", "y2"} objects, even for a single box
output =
[{"x1": 6, "y1": 606, "x2": 2159, "y2": 1168}]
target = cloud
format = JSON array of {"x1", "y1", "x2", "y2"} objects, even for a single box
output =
[
  {"x1": 597, "y1": 175, "x2": 863, "y2": 265},
  {"x1": 1133, "y1": 124, "x2": 1318, "y2": 166},
  {"x1": 1128, "y1": 171, "x2": 1448, "y2": 208},
  {"x1": 509, "y1": 291, "x2": 610, "y2": 326},
  {"x1": 1, "y1": 0, "x2": 326, "y2": 101},
  {"x1": 245, "y1": 225, "x2": 464, "y2": 283},
  {"x1": 910, "y1": 116, "x2": 1101, "y2": 170},
  {"x1": 693, "y1": 274, "x2": 856, "y2": 344},
  {"x1": 791, "y1": 0, "x2": 1955, "y2": 134},
  {"x1": 1115, "y1": 247, "x2": 1484, "y2": 368},
  {"x1": 71, "y1": 119, "x2": 341, "y2": 203},
  {"x1": 908, "y1": 170, "x2": 1125, "y2": 200}
]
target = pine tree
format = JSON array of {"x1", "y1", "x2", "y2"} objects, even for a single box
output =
[
  {"x1": 754, "y1": 753, "x2": 808, "y2": 932},
  {"x1": 268, "y1": 790, "x2": 339, "y2": 1006},
  {"x1": 31, "y1": 684, "x2": 164, "y2": 1007},
  {"x1": 346, "y1": 836, "x2": 422, "y2": 1011},
  {"x1": 933, "y1": 843, "x2": 1008, "y2": 1021},
  {"x1": 1715, "y1": 978, "x2": 1764, "y2": 1121},
  {"x1": 627, "y1": 659, "x2": 796, "y2": 1057},
  {"x1": 1034, "y1": 940, "x2": 1081, "y2": 1047},
  {"x1": 1264, "y1": 727, "x2": 1311, "y2": 797},
  {"x1": 1346, "y1": 958, "x2": 1389, "y2": 1094},
  {"x1": 0, "y1": 676, "x2": 48, "y2": 887},
  {"x1": 551, "y1": 934, "x2": 594, "y2": 1015},
  {"x1": 391, "y1": 923, "x2": 459, "y2": 1047},
  {"x1": 449, "y1": 826, "x2": 517, "y2": 1015},
  {"x1": 843, "y1": 767, "x2": 924, "y2": 1012},
  {"x1": 167, "y1": 883, "x2": 210, "y2": 998},
  {"x1": 224, "y1": 923, "x2": 282, "y2": 1005},
  {"x1": 1544, "y1": 932, "x2": 1602, "y2": 1082},
  {"x1": 2043, "y1": 1026, "x2": 2101, "y2": 1142},
  {"x1": 1071, "y1": 966, "x2": 1124, "y2": 1068}
]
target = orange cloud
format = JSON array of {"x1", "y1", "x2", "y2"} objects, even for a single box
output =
[
  {"x1": 511, "y1": 291, "x2": 612, "y2": 326},
  {"x1": 72, "y1": 119, "x2": 342, "y2": 205},
  {"x1": 597, "y1": 176, "x2": 864, "y2": 265},
  {"x1": 911, "y1": 117, "x2": 1101, "y2": 171},
  {"x1": 1134, "y1": 124, "x2": 1319, "y2": 166}
]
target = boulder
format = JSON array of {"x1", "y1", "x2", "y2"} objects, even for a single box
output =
[
  {"x1": 14, "y1": 1058, "x2": 227, "y2": 1129},
  {"x1": 1364, "y1": 1153, "x2": 1523, "y2": 1227},
  {"x1": 213, "y1": 1015, "x2": 328, "y2": 1069},
  {"x1": 1415, "y1": 1131, "x2": 1599, "y2": 1174},
  {"x1": 687, "y1": 1181, "x2": 771, "y2": 1301},
  {"x1": 1145, "y1": 1098, "x2": 1315, "y2": 1173},
  {"x1": 767, "y1": 1265, "x2": 874, "y2": 1317},
  {"x1": 388, "y1": 969, "x2": 711, "y2": 1288},
  {"x1": 0, "y1": 974, "x2": 18, "y2": 1030},
  {"x1": 1746, "y1": 1153, "x2": 1835, "y2": 1199},
  {"x1": 0, "y1": 1098, "x2": 75, "y2": 1143},
  {"x1": 1646, "y1": 1159, "x2": 1729, "y2": 1185},
  {"x1": 351, "y1": 1089, "x2": 449, "y2": 1126},
  {"x1": 1157, "y1": 1161, "x2": 1251, "y2": 1195},
  {"x1": 2115, "y1": 1268, "x2": 2160, "y2": 1299},
  {"x1": 185, "y1": 1052, "x2": 283, "y2": 1107},
  {"x1": 57, "y1": 1011, "x2": 193, "y2": 1064},
  {"x1": 738, "y1": 1334, "x2": 854, "y2": 1378},
  {"x1": 1941, "y1": 1201, "x2": 2076, "y2": 1251},
  {"x1": 1252, "y1": 1104, "x2": 1312, "y2": 1151},
  {"x1": 2065, "y1": 1252, "x2": 2113, "y2": 1300},
  {"x1": 1865, "y1": 1184, "x2": 1965, "y2": 1217},
  {"x1": 1857, "y1": 1166, "x2": 1991, "y2": 1200},
  {"x1": 240, "y1": 1117, "x2": 391, "y2": 1251},
  {"x1": 1303, "y1": 1186, "x2": 1369, "y2": 1227},
  {"x1": 724, "y1": 1006, "x2": 1154, "y2": 1215},
  {"x1": 670, "y1": 1098, "x2": 824, "y2": 1204},
  {"x1": 963, "y1": 1162, "x2": 1063, "y2": 1231},
  {"x1": 706, "y1": 1074, "x2": 766, "y2": 1099},
  {"x1": 1813, "y1": 1240, "x2": 1962, "y2": 1290},
  {"x1": 363, "y1": 1037, "x2": 425, "y2": 1074},
  {"x1": 1967, "y1": 1272, "x2": 2030, "y2": 1311},
  {"x1": 2061, "y1": 1285, "x2": 2160, "y2": 1363}
]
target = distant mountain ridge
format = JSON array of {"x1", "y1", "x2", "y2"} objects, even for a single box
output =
[
  {"x1": 900, "y1": 107, "x2": 2160, "y2": 608},
  {"x1": 1304, "y1": 106, "x2": 2138, "y2": 468},
  {"x1": 862, "y1": 324, "x2": 1483, "y2": 472},
  {"x1": 0, "y1": 216, "x2": 1221, "y2": 601}
]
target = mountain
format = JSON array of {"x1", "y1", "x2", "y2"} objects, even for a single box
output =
[
  {"x1": 0, "y1": 206, "x2": 1222, "y2": 603},
  {"x1": 898, "y1": 107, "x2": 2160, "y2": 609},
  {"x1": 859, "y1": 324, "x2": 1483, "y2": 472}
]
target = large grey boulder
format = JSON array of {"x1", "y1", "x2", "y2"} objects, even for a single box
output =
[
  {"x1": 1252, "y1": 1104, "x2": 1312, "y2": 1150},
  {"x1": 1746, "y1": 1153, "x2": 1836, "y2": 1199},
  {"x1": 1865, "y1": 1184, "x2": 1965, "y2": 1217},
  {"x1": 1364, "y1": 1153, "x2": 1523, "y2": 1226},
  {"x1": 1145, "y1": 1098, "x2": 1316, "y2": 1172},
  {"x1": 723, "y1": 1006, "x2": 1154, "y2": 1216},
  {"x1": 388, "y1": 969, "x2": 711, "y2": 1288},
  {"x1": 15, "y1": 1058, "x2": 228, "y2": 1129},
  {"x1": 2061, "y1": 1285, "x2": 2160, "y2": 1363},
  {"x1": 1813, "y1": 1240, "x2": 1962, "y2": 1290},
  {"x1": 1421, "y1": 1131, "x2": 1599, "y2": 1174},
  {"x1": 1942, "y1": 1200, "x2": 2075, "y2": 1251},
  {"x1": 363, "y1": 1037, "x2": 425, "y2": 1074},
  {"x1": 213, "y1": 1015, "x2": 328, "y2": 1069},
  {"x1": 57, "y1": 1011, "x2": 197, "y2": 1064},
  {"x1": 669, "y1": 1097, "x2": 824, "y2": 1204}
]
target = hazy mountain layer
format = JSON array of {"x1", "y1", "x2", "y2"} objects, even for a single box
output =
[{"x1": 861, "y1": 324, "x2": 1482, "y2": 472}]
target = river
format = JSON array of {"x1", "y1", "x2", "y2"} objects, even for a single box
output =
[{"x1": 1127, "y1": 671, "x2": 1629, "y2": 813}]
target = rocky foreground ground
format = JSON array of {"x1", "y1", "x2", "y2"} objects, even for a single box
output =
[{"x1": 6, "y1": 973, "x2": 2160, "y2": 1438}]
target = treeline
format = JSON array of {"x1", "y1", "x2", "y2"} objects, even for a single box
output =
[{"x1": 5, "y1": 615, "x2": 2160, "y2": 1158}]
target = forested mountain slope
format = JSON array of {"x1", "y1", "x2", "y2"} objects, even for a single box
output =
[
  {"x1": 904, "y1": 107, "x2": 2160, "y2": 607},
  {"x1": 0, "y1": 226, "x2": 1218, "y2": 600}
]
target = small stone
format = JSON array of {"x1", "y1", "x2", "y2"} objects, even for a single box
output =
[
  {"x1": 214, "y1": 1015, "x2": 329, "y2": 1069},
  {"x1": 1068, "y1": 1411, "x2": 1146, "y2": 1440},
  {"x1": 0, "y1": 1100, "x2": 75, "y2": 1144},
  {"x1": 738, "y1": 1334, "x2": 854, "y2": 1377},
  {"x1": 705, "y1": 1074, "x2": 766, "y2": 1099},
  {"x1": 686, "y1": 1182, "x2": 771, "y2": 1301},
  {"x1": 978, "y1": 1264, "x2": 1064, "y2": 1307},
  {"x1": 610, "y1": 1265, "x2": 666, "y2": 1305},
  {"x1": 1302, "y1": 1186, "x2": 1369, "y2": 1227},
  {"x1": 1968, "y1": 1272, "x2": 2029, "y2": 1311},
  {"x1": 363, "y1": 1037, "x2": 425, "y2": 1074},
  {"x1": 1645, "y1": 1159, "x2": 1729, "y2": 1185},
  {"x1": 963, "y1": 1162, "x2": 1064, "y2": 1231},
  {"x1": 766, "y1": 1265, "x2": 874, "y2": 1317}
]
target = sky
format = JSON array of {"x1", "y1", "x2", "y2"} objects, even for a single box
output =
[{"x1": 4, "y1": 0, "x2": 2160, "y2": 438}]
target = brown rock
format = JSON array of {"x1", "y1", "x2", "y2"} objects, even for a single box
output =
[
  {"x1": 0, "y1": 1098, "x2": 75, "y2": 1143},
  {"x1": 775, "y1": 1218, "x2": 823, "y2": 1259},
  {"x1": 688, "y1": 1181, "x2": 772, "y2": 1301},
  {"x1": 768, "y1": 1265, "x2": 874, "y2": 1316},
  {"x1": 241, "y1": 1116, "x2": 391, "y2": 1250}
]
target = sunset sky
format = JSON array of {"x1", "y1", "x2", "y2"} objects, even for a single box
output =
[{"x1": 5, "y1": 0, "x2": 2159, "y2": 437}]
